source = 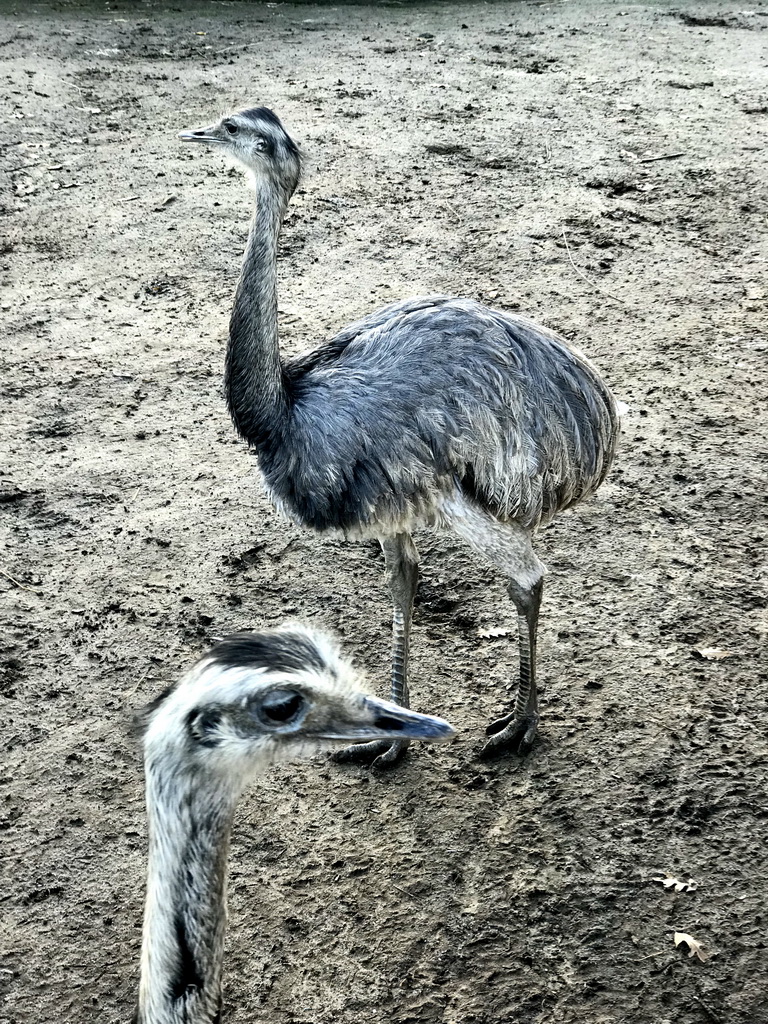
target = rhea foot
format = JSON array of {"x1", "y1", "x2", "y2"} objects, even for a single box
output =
[
  {"x1": 330, "y1": 738, "x2": 410, "y2": 770},
  {"x1": 479, "y1": 712, "x2": 539, "y2": 759}
]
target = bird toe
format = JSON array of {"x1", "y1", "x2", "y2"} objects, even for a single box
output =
[
  {"x1": 330, "y1": 739, "x2": 409, "y2": 768},
  {"x1": 371, "y1": 739, "x2": 409, "y2": 770},
  {"x1": 484, "y1": 711, "x2": 516, "y2": 736},
  {"x1": 478, "y1": 715, "x2": 539, "y2": 759}
]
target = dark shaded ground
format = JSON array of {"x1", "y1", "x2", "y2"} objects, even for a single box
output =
[{"x1": 1, "y1": 1, "x2": 767, "y2": 1022}]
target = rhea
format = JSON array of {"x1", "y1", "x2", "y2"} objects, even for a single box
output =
[
  {"x1": 136, "y1": 625, "x2": 454, "y2": 1023},
  {"x1": 179, "y1": 107, "x2": 619, "y2": 767}
]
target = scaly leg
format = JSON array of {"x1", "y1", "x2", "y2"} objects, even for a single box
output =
[
  {"x1": 331, "y1": 532, "x2": 418, "y2": 769},
  {"x1": 480, "y1": 575, "x2": 543, "y2": 757},
  {"x1": 441, "y1": 495, "x2": 546, "y2": 758}
]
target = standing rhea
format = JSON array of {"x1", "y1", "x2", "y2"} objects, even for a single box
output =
[
  {"x1": 179, "y1": 107, "x2": 619, "y2": 767},
  {"x1": 136, "y1": 625, "x2": 454, "y2": 1024}
]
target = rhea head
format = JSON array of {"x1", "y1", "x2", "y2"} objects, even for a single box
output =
[
  {"x1": 140, "y1": 625, "x2": 455, "y2": 785},
  {"x1": 179, "y1": 106, "x2": 301, "y2": 196}
]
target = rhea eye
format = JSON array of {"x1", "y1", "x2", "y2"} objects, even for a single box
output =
[
  {"x1": 223, "y1": 121, "x2": 238, "y2": 136},
  {"x1": 256, "y1": 689, "x2": 304, "y2": 726}
]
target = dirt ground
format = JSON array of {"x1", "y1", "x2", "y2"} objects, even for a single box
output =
[{"x1": 2, "y1": 1, "x2": 767, "y2": 1021}]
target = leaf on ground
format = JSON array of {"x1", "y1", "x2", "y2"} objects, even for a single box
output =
[
  {"x1": 674, "y1": 931, "x2": 709, "y2": 962},
  {"x1": 653, "y1": 874, "x2": 698, "y2": 892},
  {"x1": 477, "y1": 626, "x2": 511, "y2": 638},
  {"x1": 693, "y1": 646, "x2": 733, "y2": 660}
]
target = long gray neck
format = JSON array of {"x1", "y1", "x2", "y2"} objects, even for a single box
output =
[
  {"x1": 226, "y1": 177, "x2": 291, "y2": 449},
  {"x1": 137, "y1": 762, "x2": 241, "y2": 1024}
]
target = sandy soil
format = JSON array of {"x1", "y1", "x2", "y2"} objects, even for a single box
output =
[{"x1": 2, "y1": 1, "x2": 767, "y2": 1022}]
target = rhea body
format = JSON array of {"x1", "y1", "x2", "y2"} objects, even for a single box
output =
[
  {"x1": 137, "y1": 625, "x2": 455, "y2": 1023},
  {"x1": 179, "y1": 107, "x2": 619, "y2": 766}
]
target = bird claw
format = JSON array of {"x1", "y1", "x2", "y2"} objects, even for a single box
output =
[
  {"x1": 478, "y1": 713, "x2": 538, "y2": 759},
  {"x1": 485, "y1": 711, "x2": 516, "y2": 736},
  {"x1": 330, "y1": 738, "x2": 410, "y2": 770}
]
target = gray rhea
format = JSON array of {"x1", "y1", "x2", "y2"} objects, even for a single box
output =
[
  {"x1": 135, "y1": 625, "x2": 455, "y2": 1024},
  {"x1": 179, "y1": 107, "x2": 620, "y2": 766}
]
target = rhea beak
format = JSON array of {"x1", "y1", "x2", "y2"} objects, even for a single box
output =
[
  {"x1": 178, "y1": 126, "x2": 223, "y2": 144},
  {"x1": 314, "y1": 695, "x2": 456, "y2": 744}
]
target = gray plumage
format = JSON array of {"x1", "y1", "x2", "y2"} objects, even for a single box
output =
[
  {"x1": 268, "y1": 295, "x2": 615, "y2": 533},
  {"x1": 136, "y1": 625, "x2": 454, "y2": 1024},
  {"x1": 179, "y1": 107, "x2": 620, "y2": 765}
]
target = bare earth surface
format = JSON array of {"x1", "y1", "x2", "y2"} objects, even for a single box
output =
[{"x1": 2, "y1": 1, "x2": 767, "y2": 1021}]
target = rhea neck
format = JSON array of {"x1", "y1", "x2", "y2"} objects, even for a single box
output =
[
  {"x1": 137, "y1": 755, "x2": 245, "y2": 1024},
  {"x1": 226, "y1": 173, "x2": 292, "y2": 449}
]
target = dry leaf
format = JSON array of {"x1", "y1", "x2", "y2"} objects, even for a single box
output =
[
  {"x1": 477, "y1": 626, "x2": 511, "y2": 638},
  {"x1": 693, "y1": 646, "x2": 733, "y2": 660},
  {"x1": 674, "y1": 931, "x2": 709, "y2": 962},
  {"x1": 653, "y1": 874, "x2": 698, "y2": 892}
]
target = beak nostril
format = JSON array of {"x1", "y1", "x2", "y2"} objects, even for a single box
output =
[{"x1": 373, "y1": 714, "x2": 404, "y2": 732}]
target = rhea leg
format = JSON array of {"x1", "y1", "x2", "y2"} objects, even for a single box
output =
[
  {"x1": 481, "y1": 575, "x2": 543, "y2": 757},
  {"x1": 331, "y1": 532, "x2": 418, "y2": 769},
  {"x1": 442, "y1": 497, "x2": 546, "y2": 757}
]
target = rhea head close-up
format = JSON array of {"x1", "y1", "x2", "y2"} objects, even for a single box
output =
[{"x1": 180, "y1": 107, "x2": 302, "y2": 196}]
